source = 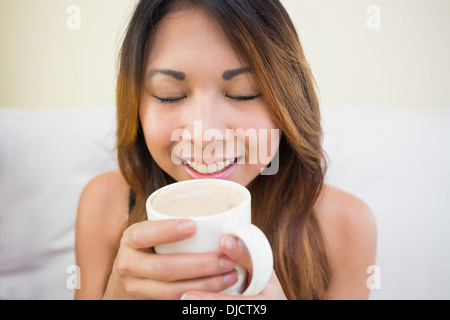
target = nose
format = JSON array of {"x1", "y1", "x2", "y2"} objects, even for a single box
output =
[{"x1": 184, "y1": 93, "x2": 228, "y2": 148}]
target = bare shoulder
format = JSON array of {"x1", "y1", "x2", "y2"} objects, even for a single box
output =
[
  {"x1": 315, "y1": 184, "x2": 377, "y2": 238},
  {"x1": 75, "y1": 171, "x2": 130, "y2": 299},
  {"x1": 314, "y1": 184, "x2": 377, "y2": 299},
  {"x1": 77, "y1": 171, "x2": 130, "y2": 237}
]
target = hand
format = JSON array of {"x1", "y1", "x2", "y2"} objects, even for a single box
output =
[
  {"x1": 103, "y1": 220, "x2": 239, "y2": 300},
  {"x1": 181, "y1": 235, "x2": 287, "y2": 300}
]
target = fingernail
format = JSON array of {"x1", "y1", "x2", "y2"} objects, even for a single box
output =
[
  {"x1": 177, "y1": 220, "x2": 196, "y2": 236},
  {"x1": 219, "y1": 256, "x2": 236, "y2": 270},
  {"x1": 220, "y1": 235, "x2": 236, "y2": 251},
  {"x1": 181, "y1": 293, "x2": 201, "y2": 300},
  {"x1": 223, "y1": 271, "x2": 238, "y2": 285}
]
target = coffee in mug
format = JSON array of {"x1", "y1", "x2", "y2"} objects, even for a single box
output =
[{"x1": 151, "y1": 182, "x2": 244, "y2": 217}]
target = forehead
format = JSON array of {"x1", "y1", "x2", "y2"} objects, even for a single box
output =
[{"x1": 146, "y1": 8, "x2": 244, "y2": 70}]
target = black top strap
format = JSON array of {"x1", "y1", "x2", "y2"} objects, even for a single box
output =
[{"x1": 129, "y1": 189, "x2": 136, "y2": 213}]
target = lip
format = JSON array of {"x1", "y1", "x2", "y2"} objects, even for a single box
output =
[
  {"x1": 180, "y1": 157, "x2": 236, "y2": 165},
  {"x1": 182, "y1": 158, "x2": 239, "y2": 180}
]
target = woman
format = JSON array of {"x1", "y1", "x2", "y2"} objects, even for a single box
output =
[{"x1": 75, "y1": 0, "x2": 376, "y2": 300}]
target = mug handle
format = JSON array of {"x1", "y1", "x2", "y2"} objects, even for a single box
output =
[{"x1": 222, "y1": 223, "x2": 273, "y2": 296}]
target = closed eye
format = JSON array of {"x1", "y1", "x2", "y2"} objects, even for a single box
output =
[
  {"x1": 153, "y1": 95, "x2": 187, "y2": 104},
  {"x1": 225, "y1": 94, "x2": 262, "y2": 102}
]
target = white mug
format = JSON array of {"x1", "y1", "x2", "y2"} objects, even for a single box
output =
[{"x1": 146, "y1": 179, "x2": 273, "y2": 296}]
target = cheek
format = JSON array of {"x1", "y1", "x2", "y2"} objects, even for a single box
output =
[
  {"x1": 140, "y1": 107, "x2": 176, "y2": 161},
  {"x1": 242, "y1": 105, "x2": 280, "y2": 157},
  {"x1": 232, "y1": 104, "x2": 280, "y2": 182}
]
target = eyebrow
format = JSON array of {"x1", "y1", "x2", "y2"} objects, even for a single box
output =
[
  {"x1": 147, "y1": 69, "x2": 186, "y2": 81},
  {"x1": 222, "y1": 67, "x2": 252, "y2": 80},
  {"x1": 147, "y1": 67, "x2": 252, "y2": 81}
]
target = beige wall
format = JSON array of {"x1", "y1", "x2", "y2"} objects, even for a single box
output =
[
  {"x1": 1, "y1": 0, "x2": 449, "y2": 109},
  {"x1": 282, "y1": 0, "x2": 450, "y2": 109},
  {"x1": 0, "y1": 0, "x2": 135, "y2": 109}
]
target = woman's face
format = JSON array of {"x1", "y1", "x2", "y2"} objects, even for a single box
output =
[{"x1": 140, "y1": 8, "x2": 280, "y2": 186}]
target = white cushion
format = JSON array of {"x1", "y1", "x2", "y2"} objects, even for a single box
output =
[
  {"x1": 1, "y1": 105, "x2": 449, "y2": 299},
  {"x1": 0, "y1": 107, "x2": 118, "y2": 299},
  {"x1": 322, "y1": 105, "x2": 450, "y2": 299}
]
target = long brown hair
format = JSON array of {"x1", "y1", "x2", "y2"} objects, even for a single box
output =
[{"x1": 116, "y1": 0, "x2": 329, "y2": 299}]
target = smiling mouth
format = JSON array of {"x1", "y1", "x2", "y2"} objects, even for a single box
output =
[{"x1": 183, "y1": 158, "x2": 236, "y2": 174}]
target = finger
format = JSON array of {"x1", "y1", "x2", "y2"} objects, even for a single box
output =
[
  {"x1": 124, "y1": 270, "x2": 239, "y2": 300},
  {"x1": 123, "y1": 219, "x2": 196, "y2": 250},
  {"x1": 219, "y1": 235, "x2": 252, "y2": 272},
  {"x1": 180, "y1": 289, "x2": 259, "y2": 301},
  {"x1": 122, "y1": 250, "x2": 237, "y2": 281},
  {"x1": 181, "y1": 270, "x2": 286, "y2": 300}
]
